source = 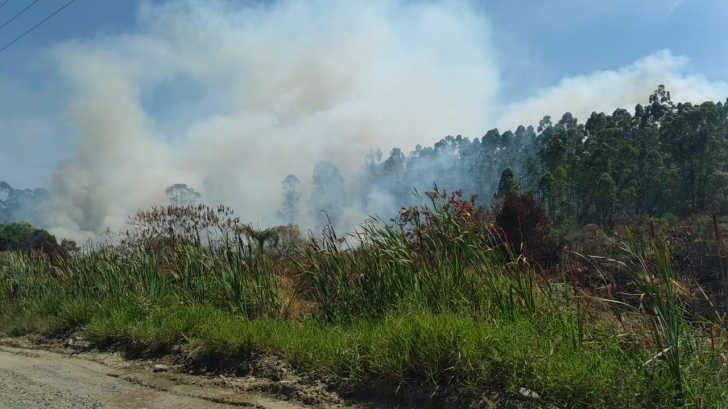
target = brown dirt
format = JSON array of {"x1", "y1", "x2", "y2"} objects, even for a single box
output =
[
  {"x1": 0, "y1": 335, "x2": 557, "y2": 409},
  {"x1": 0, "y1": 336, "x2": 355, "y2": 409}
]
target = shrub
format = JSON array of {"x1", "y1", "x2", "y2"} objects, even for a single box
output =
[
  {"x1": 493, "y1": 193, "x2": 561, "y2": 270},
  {"x1": 124, "y1": 204, "x2": 241, "y2": 248},
  {"x1": 0, "y1": 221, "x2": 59, "y2": 259},
  {"x1": 270, "y1": 224, "x2": 304, "y2": 257},
  {"x1": 393, "y1": 188, "x2": 493, "y2": 253}
]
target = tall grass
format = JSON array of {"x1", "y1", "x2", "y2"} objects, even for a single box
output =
[
  {"x1": 614, "y1": 226, "x2": 686, "y2": 397},
  {"x1": 591, "y1": 220, "x2": 728, "y2": 406},
  {"x1": 0, "y1": 224, "x2": 282, "y2": 323},
  {"x1": 1, "y1": 198, "x2": 727, "y2": 407},
  {"x1": 296, "y1": 190, "x2": 544, "y2": 322}
]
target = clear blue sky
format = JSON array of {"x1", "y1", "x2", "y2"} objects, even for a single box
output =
[{"x1": 1, "y1": 0, "x2": 727, "y2": 190}]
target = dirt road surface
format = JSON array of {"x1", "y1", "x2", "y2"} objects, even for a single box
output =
[
  {"x1": 0, "y1": 337, "x2": 554, "y2": 409},
  {"x1": 0, "y1": 341, "x2": 351, "y2": 409}
]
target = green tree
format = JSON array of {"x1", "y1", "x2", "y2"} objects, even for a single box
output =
[
  {"x1": 639, "y1": 150, "x2": 669, "y2": 213},
  {"x1": 614, "y1": 144, "x2": 639, "y2": 213},
  {"x1": 662, "y1": 101, "x2": 727, "y2": 214},
  {"x1": 496, "y1": 167, "x2": 520, "y2": 197},
  {"x1": 0, "y1": 221, "x2": 35, "y2": 251},
  {"x1": 0, "y1": 221, "x2": 58, "y2": 256},
  {"x1": 591, "y1": 173, "x2": 619, "y2": 226},
  {"x1": 540, "y1": 133, "x2": 567, "y2": 172}
]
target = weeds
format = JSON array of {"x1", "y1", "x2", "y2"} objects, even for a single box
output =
[
  {"x1": 612, "y1": 225, "x2": 686, "y2": 400},
  {"x1": 1, "y1": 196, "x2": 727, "y2": 408}
]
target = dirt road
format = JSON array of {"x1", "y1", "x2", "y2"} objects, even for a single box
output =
[
  {"x1": 0, "y1": 341, "x2": 347, "y2": 409},
  {"x1": 0, "y1": 338, "x2": 556, "y2": 409}
]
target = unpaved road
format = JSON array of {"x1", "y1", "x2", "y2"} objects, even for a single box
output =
[
  {"x1": 0, "y1": 339, "x2": 555, "y2": 409},
  {"x1": 0, "y1": 342, "x2": 346, "y2": 409}
]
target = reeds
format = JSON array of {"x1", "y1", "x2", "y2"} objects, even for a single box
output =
[
  {"x1": 612, "y1": 225, "x2": 687, "y2": 400},
  {"x1": 296, "y1": 189, "x2": 544, "y2": 322},
  {"x1": 0, "y1": 213, "x2": 282, "y2": 321},
  {"x1": 1, "y1": 198, "x2": 727, "y2": 407}
]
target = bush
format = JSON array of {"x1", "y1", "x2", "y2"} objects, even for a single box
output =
[
  {"x1": 394, "y1": 188, "x2": 492, "y2": 253},
  {"x1": 0, "y1": 221, "x2": 58, "y2": 259},
  {"x1": 270, "y1": 224, "x2": 304, "y2": 257},
  {"x1": 493, "y1": 193, "x2": 561, "y2": 270}
]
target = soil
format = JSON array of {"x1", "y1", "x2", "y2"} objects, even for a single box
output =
[
  {"x1": 0, "y1": 336, "x2": 354, "y2": 409},
  {"x1": 0, "y1": 335, "x2": 555, "y2": 409}
]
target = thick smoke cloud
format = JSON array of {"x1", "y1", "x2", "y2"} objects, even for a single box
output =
[
  {"x1": 46, "y1": 0, "x2": 498, "y2": 240},
  {"x1": 25, "y1": 1, "x2": 728, "y2": 240}
]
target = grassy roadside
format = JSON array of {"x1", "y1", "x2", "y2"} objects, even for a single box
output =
[
  {"x1": 1, "y1": 199, "x2": 727, "y2": 408},
  {"x1": 2, "y1": 298, "x2": 725, "y2": 408}
]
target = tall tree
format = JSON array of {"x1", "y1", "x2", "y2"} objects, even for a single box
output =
[
  {"x1": 279, "y1": 175, "x2": 301, "y2": 224},
  {"x1": 496, "y1": 167, "x2": 520, "y2": 198},
  {"x1": 310, "y1": 162, "x2": 346, "y2": 227},
  {"x1": 165, "y1": 184, "x2": 201, "y2": 207},
  {"x1": 590, "y1": 173, "x2": 619, "y2": 226}
]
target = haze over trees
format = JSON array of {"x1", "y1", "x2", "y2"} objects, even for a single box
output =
[
  {"x1": 0, "y1": 181, "x2": 49, "y2": 226},
  {"x1": 165, "y1": 184, "x2": 201, "y2": 207},
  {"x1": 2, "y1": 86, "x2": 727, "y2": 233},
  {"x1": 320, "y1": 86, "x2": 728, "y2": 229},
  {"x1": 279, "y1": 175, "x2": 301, "y2": 224}
]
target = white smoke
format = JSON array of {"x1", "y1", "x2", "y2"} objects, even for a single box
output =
[
  {"x1": 496, "y1": 50, "x2": 728, "y2": 130},
  {"x1": 46, "y1": 0, "x2": 498, "y2": 239},
  {"x1": 26, "y1": 1, "x2": 728, "y2": 240}
]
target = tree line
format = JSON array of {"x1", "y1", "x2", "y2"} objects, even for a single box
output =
[{"x1": 354, "y1": 86, "x2": 728, "y2": 227}]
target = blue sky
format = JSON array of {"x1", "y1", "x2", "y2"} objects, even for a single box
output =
[
  {"x1": 480, "y1": 0, "x2": 728, "y2": 98},
  {"x1": 2, "y1": 1, "x2": 726, "y2": 108},
  {"x1": 0, "y1": 0, "x2": 727, "y2": 238}
]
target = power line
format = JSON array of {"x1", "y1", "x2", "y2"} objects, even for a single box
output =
[
  {"x1": 0, "y1": 0, "x2": 42, "y2": 32},
  {"x1": 0, "y1": 1, "x2": 13, "y2": 11},
  {"x1": 0, "y1": 0, "x2": 76, "y2": 54}
]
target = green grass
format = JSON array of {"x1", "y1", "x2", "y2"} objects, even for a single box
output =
[
  {"x1": 1, "y1": 200, "x2": 727, "y2": 408},
  {"x1": 4, "y1": 297, "x2": 725, "y2": 407}
]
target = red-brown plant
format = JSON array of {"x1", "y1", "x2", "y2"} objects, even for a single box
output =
[{"x1": 492, "y1": 193, "x2": 561, "y2": 270}]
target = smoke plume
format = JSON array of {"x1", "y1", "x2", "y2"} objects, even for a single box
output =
[
  {"x1": 12, "y1": 1, "x2": 726, "y2": 240},
  {"x1": 45, "y1": 0, "x2": 498, "y2": 239}
]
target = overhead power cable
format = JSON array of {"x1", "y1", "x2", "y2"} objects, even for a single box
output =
[
  {"x1": 0, "y1": 0, "x2": 42, "y2": 32},
  {"x1": 0, "y1": 0, "x2": 76, "y2": 54},
  {"x1": 0, "y1": 1, "x2": 12, "y2": 11}
]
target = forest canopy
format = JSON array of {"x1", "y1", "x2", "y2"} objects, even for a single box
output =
[
  {"x1": 2, "y1": 86, "x2": 728, "y2": 233},
  {"x1": 350, "y1": 86, "x2": 728, "y2": 228}
]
